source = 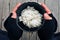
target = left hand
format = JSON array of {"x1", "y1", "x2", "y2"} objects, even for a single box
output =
[
  {"x1": 11, "y1": 2, "x2": 52, "y2": 20},
  {"x1": 11, "y1": 3, "x2": 21, "y2": 19}
]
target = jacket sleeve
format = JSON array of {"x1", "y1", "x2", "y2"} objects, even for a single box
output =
[
  {"x1": 49, "y1": 13, "x2": 57, "y2": 32},
  {"x1": 4, "y1": 13, "x2": 23, "y2": 40},
  {"x1": 38, "y1": 13, "x2": 57, "y2": 40}
]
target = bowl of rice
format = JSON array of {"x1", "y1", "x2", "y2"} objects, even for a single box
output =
[{"x1": 16, "y1": 2, "x2": 46, "y2": 32}]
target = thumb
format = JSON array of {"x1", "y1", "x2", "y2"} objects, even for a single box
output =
[{"x1": 43, "y1": 13, "x2": 52, "y2": 20}]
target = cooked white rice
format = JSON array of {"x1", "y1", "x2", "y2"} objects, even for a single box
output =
[{"x1": 19, "y1": 6, "x2": 42, "y2": 28}]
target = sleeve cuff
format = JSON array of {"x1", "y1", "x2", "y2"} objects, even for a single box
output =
[
  {"x1": 48, "y1": 13, "x2": 54, "y2": 18},
  {"x1": 8, "y1": 13, "x2": 16, "y2": 20}
]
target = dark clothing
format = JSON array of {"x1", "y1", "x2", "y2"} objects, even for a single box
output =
[
  {"x1": 38, "y1": 14, "x2": 57, "y2": 40},
  {"x1": 4, "y1": 13, "x2": 23, "y2": 40},
  {"x1": 0, "y1": 2, "x2": 57, "y2": 40},
  {"x1": 3, "y1": 13, "x2": 57, "y2": 40},
  {"x1": 0, "y1": 30, "x2": 9, "y2": 40}
]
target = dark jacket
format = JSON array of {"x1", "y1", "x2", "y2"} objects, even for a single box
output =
[{"x1": 4, "y1": 13, "x2": 58, "y2": 40}]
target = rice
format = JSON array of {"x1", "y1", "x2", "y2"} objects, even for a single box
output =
[{"x1": 19, "y1": 6, "x2": 42, "y2": 28}]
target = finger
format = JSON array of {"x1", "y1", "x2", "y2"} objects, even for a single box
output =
[
  {"x1": 41, "y1": 3, "x2": 51, "y2": 14},
  {"x1": 44, "y1": 13, "x2": 52, "y2": 20},
  {"x1": 12, "y1": 3, "x2": 21, "y2": 13}
]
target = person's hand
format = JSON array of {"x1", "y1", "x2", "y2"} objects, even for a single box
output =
[
  {"x1": 11, "y1": 3, "x2": 21, "y2": 19},
  {"x1": 11, "y1": 2, "x2": 52, "y2": 20},
  {"x1": 40, "y1": 3, "x2": 52, "y2": 20}
]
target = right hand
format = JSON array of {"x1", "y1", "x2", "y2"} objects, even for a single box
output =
[
  {"x1": 40, "y1": 3, "x2": 52, "y2": 20},
  {"x1": 11, "y1": 2, "x2": 52, "y2": 20}
]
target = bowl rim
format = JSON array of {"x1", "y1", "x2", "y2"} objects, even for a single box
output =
[{"x1": 16, "y1": 2, "x2": 46, "y2": 32}]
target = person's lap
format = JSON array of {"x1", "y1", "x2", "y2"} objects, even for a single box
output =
[
  {"x1": 3, "y1": 13, "x2": 57, "y2": 40},
  {"x1": 0, "y1": 29, "x2": 9, "y2": 40}
]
